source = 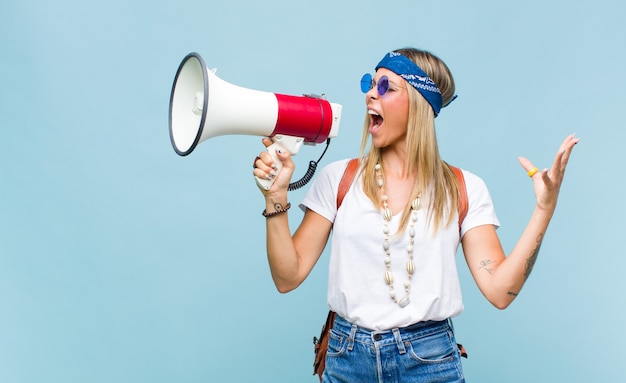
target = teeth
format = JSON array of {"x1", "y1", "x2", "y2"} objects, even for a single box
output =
[{"x1": 368, "y1": 110, "x2": 380, "y2": 116}]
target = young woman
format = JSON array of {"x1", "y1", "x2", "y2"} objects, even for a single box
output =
[{"x1": 253, "y1": 47, "x2": 579, "y2": 382}]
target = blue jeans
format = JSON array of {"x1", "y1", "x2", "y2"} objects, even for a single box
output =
[{"x1": 322, "y1": 315, "x2": 465, "y2": 383}]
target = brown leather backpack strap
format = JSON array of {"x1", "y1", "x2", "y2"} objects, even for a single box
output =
[
  {"x1": 336, "y1": 158, "x2": 359, "y2": 210},
  {"x1": 449, "y1": 165, "x2": 468, "y2": 229}
]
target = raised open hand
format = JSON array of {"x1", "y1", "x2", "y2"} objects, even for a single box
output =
[{"x1": 518, "y1": 134, "x2": 580, "y2": 213}]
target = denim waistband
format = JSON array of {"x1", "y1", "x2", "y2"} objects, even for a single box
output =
[{"x1": 332, "y1": 315, "x2": 451, "y2": 353}]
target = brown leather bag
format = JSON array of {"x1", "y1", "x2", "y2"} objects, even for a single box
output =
[
  {"x1": 312, "y1": 159, "x2": 468, "y2": 380},
  {"x1": 312, "y1": 311, "x2": 337, "y2": 379}
]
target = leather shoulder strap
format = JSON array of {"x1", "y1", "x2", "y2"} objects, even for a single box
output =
[
  {"x1": 449, "y1": 165, "x2": 468, "y2": 229},
  {"x1": 336, "y1": 158, "x2": 359, "y2": 210}
]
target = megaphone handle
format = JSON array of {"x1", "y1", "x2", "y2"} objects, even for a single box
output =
[{"x1": 255, "y1": 142, "x2": 284, "y2": 191}]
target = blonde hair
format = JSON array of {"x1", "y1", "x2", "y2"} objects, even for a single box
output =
[{"x1": 358, "y1": 48, "x2": 460, "y2": 234}]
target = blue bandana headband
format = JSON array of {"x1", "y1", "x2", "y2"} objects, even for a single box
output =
[{"x1": 375, "y1": 51, "x2": 445, "y2": 116}]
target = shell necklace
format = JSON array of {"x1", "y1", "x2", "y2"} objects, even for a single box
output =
[{"x1": 375, "y1": 163, "x2": 420, "y2": 308}]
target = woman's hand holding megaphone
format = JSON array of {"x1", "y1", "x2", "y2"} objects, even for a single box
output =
[{"x1": 254, "y1": 137, "x2": 295, "y2": 197}]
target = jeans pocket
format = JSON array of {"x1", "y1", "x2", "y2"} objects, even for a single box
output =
[
  {"x1": 327, "y1": 329, "x2": 348, "y2": 357},
  {"x1": 407, "y1": 329, "x2": 456, "y2": 364}
]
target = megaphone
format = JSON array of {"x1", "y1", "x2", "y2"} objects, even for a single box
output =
[{"x1": 168, "y1": 52, "x2": 342, "y2": 190}]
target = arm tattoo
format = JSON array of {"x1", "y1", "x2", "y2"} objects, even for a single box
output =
[
  {"x1": 507, "y1": 291, "x2": 518, "y2": 297},
  {"x1": 524, "y1": 233, "x2": 544, "y2": 280},
  {"x1": 479, "y1": 259, "x2": 496, "y2": 274}
]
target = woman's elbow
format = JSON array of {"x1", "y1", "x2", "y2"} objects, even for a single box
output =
[
  {"x1": 273, "y1": 278, "x2": 302, "y2": 294},
  {"x1": 488, "y1": 293, "x2": 516, "y2": 310},
  {"x1": 275, "y1": 284, "x2": 296, "y2": 294},
  {"x1": 492, "y1": 300, "x2": 512, "y2": 310}
]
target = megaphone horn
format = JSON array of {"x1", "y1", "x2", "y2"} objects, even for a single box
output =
[{"x1": 168, "y1": 52, "x2": 343, "y2": 190}]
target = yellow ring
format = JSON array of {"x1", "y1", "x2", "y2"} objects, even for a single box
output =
[{"x1": 527, "y1": 167, "x2": 539, "y2": 177}]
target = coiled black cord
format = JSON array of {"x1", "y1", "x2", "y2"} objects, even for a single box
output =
[{"x1": 288, "y1": 139, "x2": 331, "y2": 191}]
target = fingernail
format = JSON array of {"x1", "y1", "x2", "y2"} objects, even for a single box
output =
[
  {"x1": 271, "y1": 163, "x2": 278, "y2": 170},
  {"x1": 269, "y1": 170, "x2": 277, "y2": 176},
  {"x1": 276, "y1": 148, "x2": 283, "y2": 154}
]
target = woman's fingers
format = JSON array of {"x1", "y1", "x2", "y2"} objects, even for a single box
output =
[
  {"x1": 518, "y1": 156, "x2": 542, "y2": 177},
  {"x1": 252, "y1": 138, "x2": 296, "y2": 192},
  {"x1": 253, "y1": 151, "x2": 277, "y2": 180}
]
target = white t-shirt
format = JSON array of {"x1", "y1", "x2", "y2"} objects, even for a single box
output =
[{"x1": 300, "y1": 159, "x2": 500, "y2": 330}]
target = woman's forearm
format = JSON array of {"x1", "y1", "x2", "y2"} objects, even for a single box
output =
[
  {"x1": 491, "y1": 207, "x2": 554, "y2": 307},
  {"x1": 263, "y1": 193, "x2": 301, "y2": 292}
]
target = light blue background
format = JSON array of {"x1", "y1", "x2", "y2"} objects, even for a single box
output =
[{"x1": 1, "y1": 0, "x2": 623, "y2": 382}]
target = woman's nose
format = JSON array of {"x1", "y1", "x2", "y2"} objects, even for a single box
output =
[{"x1": 366, "y1": 85, "x2": 379, "y2": 99}]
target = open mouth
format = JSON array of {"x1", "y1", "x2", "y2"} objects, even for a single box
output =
[{"x1": 368, "y1": 109, "x2": 383, "y2": 131}]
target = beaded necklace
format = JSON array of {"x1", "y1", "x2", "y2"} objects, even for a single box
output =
[{"x1": 375, "y1": 163, "x2": 420, "y2": 308}]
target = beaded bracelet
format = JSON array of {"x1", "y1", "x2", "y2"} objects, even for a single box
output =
[{"x1": 262, "y1": 202, "x2": 291, "y2": 218}]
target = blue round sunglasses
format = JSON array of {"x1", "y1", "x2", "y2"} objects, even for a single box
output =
[{"x1": 360, "y1": 73, "x2": 404, "y2": 96}]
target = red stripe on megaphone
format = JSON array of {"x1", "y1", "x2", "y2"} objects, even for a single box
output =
[{"x1": 273, "y1": 94, "x2": 333, "y2": 144}]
